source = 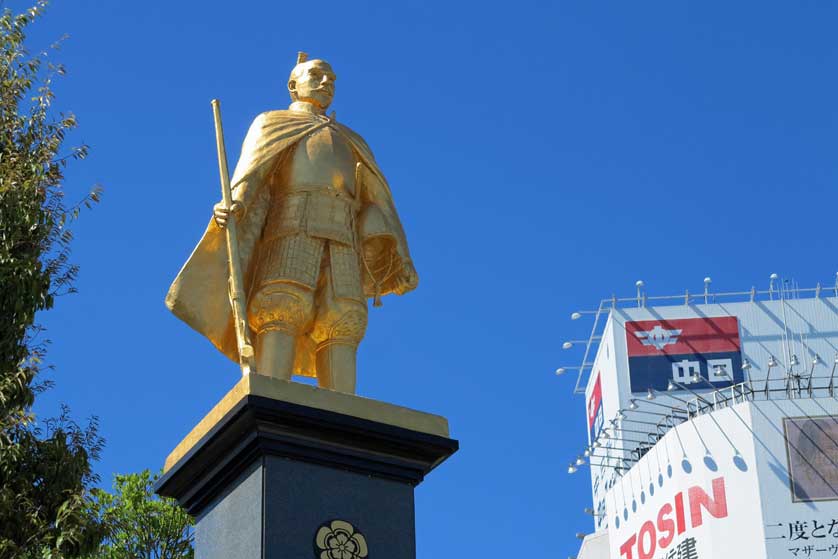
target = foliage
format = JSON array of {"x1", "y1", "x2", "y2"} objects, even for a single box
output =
[
  {"x1": 0, "y1": 408, "x2": 106, "y2": 559},
  {"x1": 86, "y1": 471, "x2": 194, "y2": 559},
  {"x1": 0, "y1": 2, "x2": 104, "y2": 557}
]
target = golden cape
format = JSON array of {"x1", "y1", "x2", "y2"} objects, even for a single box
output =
[{"x1": 165, "y1": 110, "x2": 412, "y2": 375}]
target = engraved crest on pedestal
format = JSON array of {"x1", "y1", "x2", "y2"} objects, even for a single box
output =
[{"x1": 314, "y1": 520, "x2": 368, "y2": 559}]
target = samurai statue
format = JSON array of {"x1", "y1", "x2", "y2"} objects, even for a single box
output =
[{"x1": 166, "y1": 52, "x2": 418, "y2": 394}]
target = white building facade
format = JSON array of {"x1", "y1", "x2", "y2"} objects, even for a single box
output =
[{"x1": 570, "y1": 284, "x2": 838, "y2": 559}]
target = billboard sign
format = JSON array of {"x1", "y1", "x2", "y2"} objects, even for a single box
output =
[
  {"x1": 588, "y1": 373, "x2": 604, "y2": 444},
  {"x1": 607, "y1": 402, "x2": 766, "y2": 559},
  {"x1": 783, "y1": 416, "x2": 838, "y2": 502},
  {"x1": 625, "y1": 316, "x2": 744, "y2": 393},
  {"x1": 756, "y1": 401, "x2": 838, "y2": 558},
  {"x1": 617, "y1": 476, "x2": 729, "y2": 559}
]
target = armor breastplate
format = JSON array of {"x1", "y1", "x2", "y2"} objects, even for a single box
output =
[
  {"x1": 280, "y1": 125, "x2": 357, "y2": 197},
  {"x1": 263, "y1": 125, "x2": 360, "y2": 246}
]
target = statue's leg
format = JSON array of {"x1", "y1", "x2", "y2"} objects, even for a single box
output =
[
  {"x1": 311, "y1": 242, "x2": 367, "y2": 394},
  {"x1": 316, "y1": 342, "x2": 358, "y2": 393},
  {"x1": 247, "y1": 234, "x2": 323, "y2": 380},
  {"x1": 248, "y1": 282, "x2": 314, "y2": 380},
  {"x1": 255, "y1": 330, "x2": 296, "y2": 380}
]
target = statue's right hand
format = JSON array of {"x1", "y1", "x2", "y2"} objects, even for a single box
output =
[{"x1": 213, "y1": 201, "x2": 243, "y2": 229}]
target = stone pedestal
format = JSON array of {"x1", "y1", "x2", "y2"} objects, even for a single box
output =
[{"x1": 155, "y1": 375, "x2": 458, "y2": 559}]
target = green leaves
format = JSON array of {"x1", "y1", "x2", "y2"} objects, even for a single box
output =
[
  {"x1": 0, "y1": 2, "x2": 106, "y2": 558},
  {"x1": 0, "y1": 410, "x2": 106, "y2": 559},
  {"x1": 86, "y1": 471, "x2": 194, "y2": 559}
]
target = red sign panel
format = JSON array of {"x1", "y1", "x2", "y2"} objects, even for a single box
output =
[
  {"x1": 588, "y1": 373, "x2": 604, "y2": 442},
  {"x1": 588, "y1": 374, "x2": 602, "y2": 429},
  {"x1": 625, "y1": 316, "x2": 741, "y2": 357}
]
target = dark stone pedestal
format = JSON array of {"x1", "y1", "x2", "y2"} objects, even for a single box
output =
[{"x1": 155, "y1": 376, "x2": 458, "y2": 559}]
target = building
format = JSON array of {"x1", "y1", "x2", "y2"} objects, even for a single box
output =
[{"x1": 563, "y1": 277, "x2": 838, "y2": 559}]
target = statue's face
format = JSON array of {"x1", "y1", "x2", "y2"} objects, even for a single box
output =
[{"x1": 289, "y1": 60, "x2": 336, "y2": 110}]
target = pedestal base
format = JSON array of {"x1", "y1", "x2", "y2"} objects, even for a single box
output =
[{"x1": 155, "y1": 375, "x2": 458, "y2": 559}]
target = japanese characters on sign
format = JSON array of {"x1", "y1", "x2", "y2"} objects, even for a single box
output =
[
  {"x1": 625, "y1": 317, "x2": 744, "y2": 393},
  {"x1": 767, "y1": 519, "x2": 838, "y2": 557},
  {"x1": 657, "y1": 537, "x2": 699, "y2": 559}
]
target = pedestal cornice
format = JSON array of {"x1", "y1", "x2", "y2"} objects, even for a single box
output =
[{"x1": 155, "y1": 375, "x2": 458, "y2": 516}]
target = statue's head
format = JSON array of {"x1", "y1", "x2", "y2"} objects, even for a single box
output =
[{"x1": 288, "y1": 52, "x2": 335, "y2": 110}]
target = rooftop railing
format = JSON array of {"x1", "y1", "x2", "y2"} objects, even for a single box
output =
[{"x1": 564, "y1": 276, "x2": 838, "y2": 394}]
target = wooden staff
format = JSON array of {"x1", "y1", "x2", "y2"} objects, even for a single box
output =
[{"x1": 211, "y1": 99, "x2": 255, "y2": 375}]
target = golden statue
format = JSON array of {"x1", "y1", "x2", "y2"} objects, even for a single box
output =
[{"x1": 166, "y1": 52, "x2": 418, "y2": 394}]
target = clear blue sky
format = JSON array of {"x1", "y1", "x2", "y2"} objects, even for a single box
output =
[{"x1": 25, "y1": 1, "x2": 838, "y2": 557}]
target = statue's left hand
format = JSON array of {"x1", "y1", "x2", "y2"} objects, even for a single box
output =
[{"x1": 394, "y1": 261, "x2": 419, "y2": 295}]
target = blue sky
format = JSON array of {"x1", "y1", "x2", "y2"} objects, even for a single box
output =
[{"x1": 24, "y1": 1, "x2": 838, "y2": 557}]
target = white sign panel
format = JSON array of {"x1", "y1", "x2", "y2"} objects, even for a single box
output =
[
  {"x1": 604, "y1": 398, "x2": 838, "y2": 559},
  {"x1": 606, "y1": 402, "x2": 765, "y2": 559},
  {"x1": 752, "y1": 400, "x2": 838, "y2": 559}
]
